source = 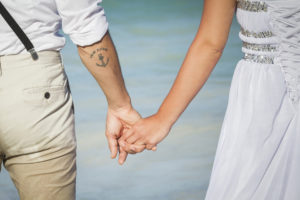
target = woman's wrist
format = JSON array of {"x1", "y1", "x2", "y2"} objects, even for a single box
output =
[{"x1": 155, "y1": 109, "x2": 176, "y2": 131}]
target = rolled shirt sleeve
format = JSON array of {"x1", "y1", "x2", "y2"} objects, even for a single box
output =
[{"x1": 55, "y1": 0, "x2": 108, "y2": 46}]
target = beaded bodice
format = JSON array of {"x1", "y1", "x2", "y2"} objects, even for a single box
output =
[{"x1": 236, "y1": 0, "x2": 300, "y2": 105}]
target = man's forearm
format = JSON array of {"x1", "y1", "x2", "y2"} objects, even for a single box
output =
[{"x1": 77, "y1": 31, "x2": 131, "y2": 110}]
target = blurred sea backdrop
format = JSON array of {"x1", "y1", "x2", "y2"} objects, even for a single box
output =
[{"x1": 0, "y1": 0, "x2": 243, "y2": 199}]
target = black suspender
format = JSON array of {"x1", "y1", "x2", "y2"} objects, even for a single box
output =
[{"x1": 0, "y1": 2, "x2": 38, "y2": 60}]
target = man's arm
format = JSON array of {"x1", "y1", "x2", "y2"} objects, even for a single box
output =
[
  {"x1": 77, "y1": 30, "x2": 142, "y2": 165},
  {"x1": 77, "y1": 31, "x2": 130, "y2": 109}
]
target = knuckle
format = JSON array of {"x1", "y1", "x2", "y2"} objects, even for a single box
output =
[
  {"x1": 106, "y1": 131, "x2": 115, "y2": 137},
  {"x1": 137, "y1": 149, "x2": 143, "y2": 153},
  {"x1": 145, "y1": 138, "x2": 152, "y2": 144},
  {"x1": 146, "y1": 146, "x2": 152, "y2": 150},
  {"x1": 144, "y1": 138, "x2": 151, "y2": 144}
]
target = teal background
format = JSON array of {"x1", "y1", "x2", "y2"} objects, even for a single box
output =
[{"x1": 0, "y1": 0, "x2": 242, "y2": 199}]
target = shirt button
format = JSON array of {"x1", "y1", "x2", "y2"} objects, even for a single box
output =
[{"x1": 44, "y1": 92, "x2": 50, "y2": 99}]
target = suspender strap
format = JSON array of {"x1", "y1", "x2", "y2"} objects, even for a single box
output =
[{"x1": 0, "y1": 2, "x2": 38, "y2": 60}]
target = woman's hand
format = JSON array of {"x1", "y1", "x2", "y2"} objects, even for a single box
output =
[{"x1": 118, "y1": 114, "x2": 172, "y2": 153}]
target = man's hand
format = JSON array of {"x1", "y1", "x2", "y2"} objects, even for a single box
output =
[{"x1": 105, "y1": 105, "x2": 144, "y2": 165}]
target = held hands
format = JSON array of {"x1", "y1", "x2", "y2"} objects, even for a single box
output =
[
  {"x1": 118, "y1": 114, "x2": 172, "y2": 156},
  {"x1": 105, "y1": 105, "x2": 145, "y2": 165},
  {"x1": 105, "y1": 105, "x2": 172, "y2": 165}
]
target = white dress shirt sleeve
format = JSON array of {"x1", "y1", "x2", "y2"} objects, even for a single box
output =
[{"x1": 55, "y1": 0, "x2": 109, "y2": 46}]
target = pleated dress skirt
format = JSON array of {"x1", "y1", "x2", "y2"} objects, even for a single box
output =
[{"x1": 205, "y1": 59, "x2": 300, "y2": 200}]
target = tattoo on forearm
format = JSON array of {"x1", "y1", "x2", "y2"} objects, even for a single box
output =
[{"x1": 90, "y1": 48, "x2": 110, "y2": 67}]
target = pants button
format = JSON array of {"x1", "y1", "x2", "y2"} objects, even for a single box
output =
[{"x1": 44, "y1": 92, "x2": 50, "y2": 99}]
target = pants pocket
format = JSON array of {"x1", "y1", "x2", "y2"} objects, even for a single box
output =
[{"x1": 22, "y1": 84, "x2": 67, "y2": 107}]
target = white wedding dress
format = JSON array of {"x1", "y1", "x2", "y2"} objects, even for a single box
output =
[{"x1": 205, "y1": 0, "x2": 300, "y2": 199}]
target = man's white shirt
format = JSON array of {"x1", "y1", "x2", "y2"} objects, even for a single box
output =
[{"x1": 0, "y1": 0, "x2": 108, "y2": 55}]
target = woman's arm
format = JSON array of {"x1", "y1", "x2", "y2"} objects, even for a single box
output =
[{"x1": 119, "y1": 0, "x2": 237, "y2": 153}]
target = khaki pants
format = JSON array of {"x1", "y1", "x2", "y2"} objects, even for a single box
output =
[{"x1": 0, "y1": 51, "x2": 77, "y2": 200}]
